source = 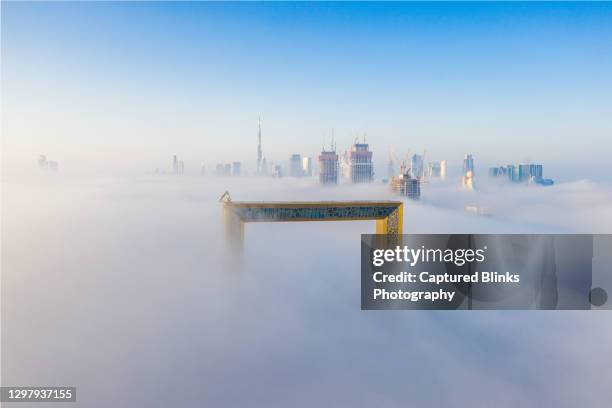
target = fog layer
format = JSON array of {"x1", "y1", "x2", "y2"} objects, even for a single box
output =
[{"x1": 2, "y1": 175, "x2": 612, "y2": 407}]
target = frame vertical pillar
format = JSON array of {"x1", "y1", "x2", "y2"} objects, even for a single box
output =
[
  {"x1": 223, "y1": 203, "x2": 244, "y2": 255},
  {"x1": 376, "y1": 203, "x2": 403, "y2": 235}
]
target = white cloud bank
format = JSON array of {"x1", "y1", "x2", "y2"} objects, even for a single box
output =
[{"x1": 2, "y1": 174, "x2": 612, "y2": 407}]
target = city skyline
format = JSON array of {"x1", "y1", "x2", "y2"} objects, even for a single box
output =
[{"x1": 3, "y1": 2, "x2": 612, "y2": 180}]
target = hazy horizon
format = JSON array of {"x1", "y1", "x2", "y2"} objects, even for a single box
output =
[{"x1": 2, "y1": 2, "x2": 612, "y2": 180}]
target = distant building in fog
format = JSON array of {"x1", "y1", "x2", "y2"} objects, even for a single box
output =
[
  {"x1": 232, "y1": 162, "x2": 241, "y2": 177},
  {"x1": 318, "y1": 144, "x2": 338, "y2": 185},
  {"x1": 410, "y1": 154, "x2": 424, "y2": 179},
  {"x1": 461, "y1": 154, "x2": 475, "y2": 189},
  {"x1": 340, "y1": 151, "x2": 351, "y2": 180},
  {"x1": 38, "y1": 155, "x2": 58, "y2": 171},
  {"x1": 172, "y1": 155, "x2": 184, "y2": 175},
  {"x1": 348, "y1": 140, "x2": 373, "y2": 183},
  {"x1": 427, "y1": 161, "x2": 441, "y2": 178},
  {"x1": 489, "y1": 162, "x2": 553, "y2": 186},
  {"x1": 461, "y1": 170, "x2": 475, "y2": 190},
  {"x1": 272, "y1": 164, "x2": 282, "y2": 178},
  {"x1": 302, "y1": 157, "x2": 313, "y2": 177},
  {"x1": 216, "y1": 163, "x2": 231, "y2": 177},
  {"x1": 391, "y1": 163, "x2": 420, "y2": 199},
  {"x1": 289, "y1": 154, "x2": 304, "y2": 177},
  {"x1": 462, "y1": 154, "x2": 474, "y2": 176},
  {"x1": 426, "y1": 160, "x2": 446, "y2": 180}
]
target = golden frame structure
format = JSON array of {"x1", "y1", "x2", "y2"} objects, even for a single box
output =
[{"x1": 220, "y1": 192, "x2": 403, "y2": 253}]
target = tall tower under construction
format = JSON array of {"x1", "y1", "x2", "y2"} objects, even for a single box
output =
[
  {"x1": 391, "y1": 162, "x2": 421, "y2": 199},
  {"x1": 318, "y1": 142, "x2": 339, "y2": 185},
  {"x1": 348, "y1": 139, "x2": 374, "y2": 183}
]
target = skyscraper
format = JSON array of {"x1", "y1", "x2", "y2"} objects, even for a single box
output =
[
  {"x1": 427, "y1": 161, "x2": 442, "y2": 178},
  {"x1": 461, "y1": 171, "x2": 475, "y2": 190},
  {"x1": 507, "y1": 164, "x2": 517, "y2": 182},
  {"x1": 302, "y1": 157, "x2": 313, "y2": 177},
  {"x1": 348, "y1": 139, "x2": 373, "y2": 183},
  {"x1": 391, "y1": 163, "x2": 421, "y2": 199},
  {"x1": 215, "y1": 164, "x2": 224, "y2": 176},
  {"x1": 461, "y1": 154, "x2": 475, "y2": 190},
  {"x1": 410, "y1": 154, "x2": 424, "y2": 179},
  {"x1": 462, "y1": 154, "x2": 474, "y2": 175},
  {"x1": 518, "y1": 164, "x2": 532, "y2": 182},
  {"x1": 272, "y1": 164, "x2": 282, "y2": 178},
  {"x1": 489, "y1": 162, "x2": 551, "y2": 185},
  {"x1": 289, "y1": 154, "x2": 304, "y2": 177},
  {"x1": 216, "y1": 163, "x2": 231, "y2": 177},
  {"x1": 318, "y1": 144, "x2": 338, "y2": 185},
  {"x1": 172, "y1": 155, "x2": 184, "y2": 175},
  {"x1": 232, "y1": 162, "x2": 241, "y2": 177},
  {"x1": 529, "y1": 164, "x2": 543, "y2": 181},
  {"x1": 489, "y1": 166, "x2": 506, "y2": 178}
]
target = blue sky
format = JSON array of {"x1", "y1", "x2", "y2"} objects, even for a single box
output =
[{"x1": 2, "y1": 2, "x2": 612, "y2": 177}]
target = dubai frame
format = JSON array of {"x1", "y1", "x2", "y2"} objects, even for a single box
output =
[{"x1": 220, "y1": 192, "x2": 403, "y2": 253}]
